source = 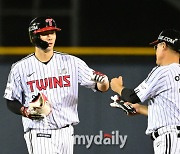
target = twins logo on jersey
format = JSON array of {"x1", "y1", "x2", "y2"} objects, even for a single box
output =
[{"x1": 27, "y1": 75, "x2": 71, "y2": 92}]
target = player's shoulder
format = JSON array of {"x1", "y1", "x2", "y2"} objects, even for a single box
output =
[
  {"x1": 168, "y1": 63, "x2": 180, "y2": 68},
  {"x1": 53, "y1": 50, "x2": 83, "y2": 61},
  {"x1": 150, "y1": 63, "x2": 179, "y2": 76},
  {"x1": 152, "y1": 65, "x2": 171, "y2": 72},
  {"x1": 156, "y1": 63, "x2": 180, "y2": 72},
  {"x1": 147, "y1": 65, "x2": 169, "y2": 79},
  {"x1": 165, "y1": 63, "x2": 180, "y2": 74},
  {"x1": 11, "y1": 53, "x2": 34, "y2": 69}
]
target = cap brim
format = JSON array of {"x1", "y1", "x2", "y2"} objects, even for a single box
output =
[
  {"x1": 149, "y1": 40, "x2": 159, "y2": 45},
  {"x1": 34, "y1": 27, "x2": 61, "y2": 34}
]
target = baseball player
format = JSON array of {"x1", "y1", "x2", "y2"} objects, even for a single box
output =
[
  {"x1": 3, "y1": 16, "x2": 109, "y2": 154},
  {"x1": 110, "y1": 29, "x2": 180, "y2": 154}
]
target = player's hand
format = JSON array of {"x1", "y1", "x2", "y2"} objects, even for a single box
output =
[
  {"x1": 20, "y1": 93, "x2": 51, "y2": 120},
  {"x1": 91, "y1": 70, "x2": 109, "y2": 92},
  {"x1": 20, "y1": 106, "x2": 44, "y2": 120},
  {"x1": 91, "y1": 70, "x2": 108, "y2": 83},
  {"x1": 110, "y1": 76, "x2": 124, "y2": 94},
  {"x1": 110, "y1": 95, "x2": 136, "y2": 115},
  {"x1": 124, "y1": 102, "x2": 148, "y2": 116},
  {"x1": 123, "y1": 102, "x2": 139, "y2": 116}
]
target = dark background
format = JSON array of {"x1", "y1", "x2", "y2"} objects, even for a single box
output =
[
  {"x1": 0, "y1": 0, "x2": 180, "y2": 154},
  {"x1": 1, "y1": 0, "x2": 180, "y2": 46}
]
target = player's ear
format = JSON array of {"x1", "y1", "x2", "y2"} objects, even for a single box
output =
[
  {"x1": 162, "y1": 42, "x2": 166, "y2": 48},
  {"x1": 161, "y1": 42, "x2": 169, "y2": 51}
]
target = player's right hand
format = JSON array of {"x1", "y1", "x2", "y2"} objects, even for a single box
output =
[{"x1": 110, "y1": 76, "x2": 124, "y2": 94}]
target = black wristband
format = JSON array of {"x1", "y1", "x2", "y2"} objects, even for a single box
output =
[{"x1": 121, "y1": 88, "x2": 141, "y2": 103}]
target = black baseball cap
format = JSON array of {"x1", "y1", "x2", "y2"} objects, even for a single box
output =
[{"x1": 150, "y1": 29, "x2": 180, "y2": 52}]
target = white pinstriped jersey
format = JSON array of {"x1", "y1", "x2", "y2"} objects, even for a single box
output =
[
  {"x1": 135, "y1": 63, "x2": 180, "y2": 135},
  {"x1": 4, "y1": 51, "x2": 96, "y2": 132}
]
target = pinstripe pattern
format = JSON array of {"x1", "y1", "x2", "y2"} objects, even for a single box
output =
[
  {"x1": 135, "y1": 63, "x2": 180, "y2": 154},
  {"x1": 135, "y1": 64, "x2": 180, "y2": 134},
  {"x1": 153, "y1": 132, "x2": 180, "y2": 154},
  {"x1": 4, "y1": 51, "x2": 97, "y2": 153},
  {"x1": 24, "y1": 126, "x2": 74, "y2": 154}
]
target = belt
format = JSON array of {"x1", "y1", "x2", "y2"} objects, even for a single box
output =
[
  {"x1": 151, "y1": 126, "x2": 180, "y2": 141},
  {"x1": 61, "y1": 124, "x2": 71, "y2": 129},
  {"x1": 151, "y1": 131, "x2": 159, "y2": 141},
  {"x1": 24, "y1": 124, "x2": 72, "y2": 134}
]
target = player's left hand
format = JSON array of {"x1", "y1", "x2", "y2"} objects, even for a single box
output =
[
  {"x1": 124, "y1": 102, "x2": 148, "y2": 116},
  {"x1": 123, "y1": 102, "x2": 140, "y2": 116},
  {"x1": 110, "y1": 95, "x2": 137, "y2": 115}
]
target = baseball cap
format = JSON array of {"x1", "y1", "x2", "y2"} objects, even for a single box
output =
[
  {"x1": 150, "y1": 29, "x2": 180, "y2": 52},
  {"x1": 29, "y1": 16, "x2": 61, "y2": 34}
]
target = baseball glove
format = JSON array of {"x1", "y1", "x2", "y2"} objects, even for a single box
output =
[
  {"x1": 91, "y1": 70, "x2": 108, "y2": 83},
  {"x1": 110, "y1": 95, "x2": 136, "y2": 115},
  {"x1": 21, "y1": 92, "x2": 51, "y2": 120}
]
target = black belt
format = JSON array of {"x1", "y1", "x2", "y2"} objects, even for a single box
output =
[
  {"x1": 24, "y1": 125, "x2": 72, "y2": 134},
  {"x1": 151, "y1": 126, "x2": 180, "y2": 141},
  {"x1": 151, "y1": 131, "x2": 159, "y2": 141},
  {"x1": 61, "y1": 124, "x2": 71, "y2": 129}
]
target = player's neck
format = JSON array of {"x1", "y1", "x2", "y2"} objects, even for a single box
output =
[{"x1": 35, "y1": 48, "x2": 53, "y2": 62}]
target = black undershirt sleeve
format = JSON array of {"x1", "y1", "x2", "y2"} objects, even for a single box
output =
[
  {"x1": 6, "y1": 99, "x2": 23, "y2": 115},
  {"x1": 121, "y1": 88, "x2": 141, "y2": 103}
]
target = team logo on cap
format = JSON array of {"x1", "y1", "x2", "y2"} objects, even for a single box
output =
[
  {"x1": 46, "y1": 19, "x2": 53, "y2": 26},
  {"x1": 158, "y1": 35, "x2": 178, "y2": 44}
]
